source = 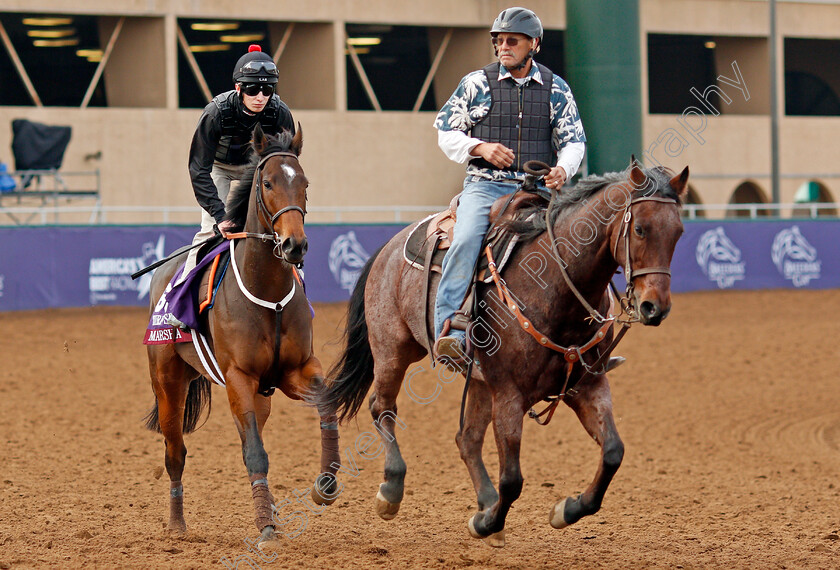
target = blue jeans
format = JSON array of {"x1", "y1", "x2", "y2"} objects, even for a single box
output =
[{"x1": 434, "y1": 179, "x2": 518, "y2": 340}]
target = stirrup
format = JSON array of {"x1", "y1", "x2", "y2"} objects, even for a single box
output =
[
  {"x1": 435, "y1": 335, "x2": 467, "y2": 362},
  {"x1": 434, "y1": 319, "x2": 467, "y2": 367}
]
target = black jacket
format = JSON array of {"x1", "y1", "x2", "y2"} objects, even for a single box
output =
[{"x1": 188, "y1": 90, "x2": 294, "y2": 223}]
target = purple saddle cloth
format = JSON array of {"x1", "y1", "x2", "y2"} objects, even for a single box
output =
[{"x1": 143, "y1": 240, "x2": 229, "y2": 344}]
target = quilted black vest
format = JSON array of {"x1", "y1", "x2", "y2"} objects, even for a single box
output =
[
  {"x1": 469, "y1": 62, "x2": 554, "y2": 172},
  {"x1": 212, "y1": 90, "x2": 282, "y2": 165}
]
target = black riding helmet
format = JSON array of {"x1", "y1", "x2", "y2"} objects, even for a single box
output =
[
  {"x1": 491, "y1": 7, "x2": 543, "y2": 44},
  {"x1": 232, "y1": 45, "x2": 279, "y2": 85}
]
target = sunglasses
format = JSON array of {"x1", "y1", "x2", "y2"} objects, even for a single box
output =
[
  {"x1": 491, "y1": 36, "x2": 524, "y2": 47},
  {"x1": 241, "y1": 83, "x2": 275, "y2": 97},
  {"x1": 240, "y1": 60, "x2": 279, "y2": 77}
]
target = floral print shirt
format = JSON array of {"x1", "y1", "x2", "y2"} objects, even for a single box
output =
[{"x1": 434, "y1": 62, "x2": 586, "y2": 182}]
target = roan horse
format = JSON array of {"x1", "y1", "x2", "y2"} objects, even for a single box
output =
[
  {"x1": 144, "y1": 124, "x2": 339, "y2": 549},
  {"x1": 318, "y1": 161, "x2": 688, "y2": 546}
]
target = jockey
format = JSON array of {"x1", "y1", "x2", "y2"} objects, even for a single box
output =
[
  {"x1": 181, "y1": 45, "x2": 295, "y2": 282},
  {"x1": 433, "y1": 7, "x2": 587, "y2": 361}
]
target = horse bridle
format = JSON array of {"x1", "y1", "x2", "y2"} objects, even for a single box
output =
[
  {"x1": 248, "y1": 150, "x2": 307, "y2": 259},
  {"x1": 545, "y1": 189, "x2": 678, "y2": 324},
  {"x1": 612, "y1": 195, "x2": 679, "y2": 316},
  {"x1": 475, "y1": 176, "x2": 679, "y2": 423}
]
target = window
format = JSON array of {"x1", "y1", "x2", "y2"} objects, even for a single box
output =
[
  {"x1": 785, "y1": 38, "x2": 840, "y2": 116},
  {"x1": 727, "y1": 181, "x2": 769, "y2": 218},
  {"x1": 648, "y1": 34, "x2": 717, "y2": 115},
  {"x1": 0, "y1": 13, "x2": 105, "y2": 107},
  {"x1": 538, "y1": 30, "x2": 565, "y2": 79},
  {"x1": 346, "y1": 24, "x2": 436, "y2": 111}
]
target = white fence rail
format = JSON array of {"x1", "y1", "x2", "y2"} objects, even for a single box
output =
[{"x1": 0, "y1": 202, "x2": 838, "y2": 225}]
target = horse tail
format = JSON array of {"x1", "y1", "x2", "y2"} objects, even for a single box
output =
[
  {"x1": 319, "y1": 247, "x2": 383, "y2": 423},
  {"x1": 143, "y1": 376, "x2": 212, "y2": 434}
]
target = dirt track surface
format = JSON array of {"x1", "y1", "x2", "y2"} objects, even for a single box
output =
[{"x1": 1, "y1": 289, "x2": 839, "y2": 569}]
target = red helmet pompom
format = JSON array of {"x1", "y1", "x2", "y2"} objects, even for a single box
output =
[{"x1": 248, "y1": 44, "x2": 262, "y2": 53}]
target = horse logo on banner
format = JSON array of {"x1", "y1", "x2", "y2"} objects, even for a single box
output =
[
  {"x1": 771, "y1": 226, "x2": 821, "y2": 287},
  {"x1": 89, "y1": 234, "x2": 165, "y2": 303},
  {"x1": 328, "y1": 231, "x2": 370, "y2": 293},
  {"x1": 137, "y1": 236, "x2": 166, "y2": 299},
  {"x1": 695, "y1": 227, "x2": 745, "y2": 288}
]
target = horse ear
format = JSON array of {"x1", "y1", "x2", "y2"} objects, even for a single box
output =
[
  {"x1": 629, "y1": 161, "x2": 647, "y2": 190},
  {"x1": 669, "y1": 166, "x2": 690, "y2": 200},
  {"x1": 290, "y1": 122, "x2": 303, "y2": 156},
  {"x1": 252, "y1": 123, "x2": 267, "y2": 154}
]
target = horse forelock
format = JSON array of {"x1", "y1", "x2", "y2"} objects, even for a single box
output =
[{"x1": 224, "y1": 129, "x2": 298, "y2": 227}]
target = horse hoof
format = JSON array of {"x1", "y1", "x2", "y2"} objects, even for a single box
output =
[
  {"x1": 468, "y1": 514, "x2": 482, "y2": 539},
  {"x1": 549, "y1": 497, "x2": 572, "y2": 529},
  {"x1": 485, "y1": 529, "x2": 506, "y2": 548},
  {"x1": 311, "y1": 486, "x2": 337, "y2": 506},
  {"x1": 166, "y1": 520, "x2": 187, "y2": 535},
  {"x1": 374, "y1": 485, "x2": 400, "y2": 520},
  {"x1": 257, "y1": 536, "x2": 283, "y2": 553},
  {"x1": 311, "y1": 476, "x2": 338, "y2": 506},
  {"x1": 257, "y1": 526, "x2": 282, "y2": 552}
]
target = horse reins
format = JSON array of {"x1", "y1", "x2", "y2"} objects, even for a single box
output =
[{"x1": 481, "y1": 180, "x2": 678, "y2": 424}]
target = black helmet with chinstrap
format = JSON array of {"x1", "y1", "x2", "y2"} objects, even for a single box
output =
[
  {"x1": 232, "y1": 45, "x2": 279, "y2": 84},
  {"x1": 491, "y1": 7, "x2": 543, "y2": 44}
]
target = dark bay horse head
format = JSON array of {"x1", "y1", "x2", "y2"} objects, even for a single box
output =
[
  {"x1": 608, "y1": 160, "x2": 689, "y2": 325},
  {"x1": 226, "y1": 123, "x2": 308, "y2": 264}
]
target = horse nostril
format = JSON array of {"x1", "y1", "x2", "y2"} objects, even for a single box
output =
[
  {"x1": 300, "y1": 238, "x2": 308, "y2": 256},
  {"x1": 640, "y1": 300, "x2": 659, "y2": 319},
  {"x1": 282, "y1": 238, "x2": 296, "y2": 254}
]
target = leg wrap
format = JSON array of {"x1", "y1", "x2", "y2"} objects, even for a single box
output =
[
  {"x1": 320, "y1": 415, "x2": 341, "y2": 476},
  {"x1": 249, "y1": 473, "x2": 276, "y2": 531},
  {"x1": 169, "y1": 481, "x2": 184, "y2": 526}
]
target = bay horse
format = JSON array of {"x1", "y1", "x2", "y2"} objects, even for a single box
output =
[
  {"x1": 318, "y1": 161, "x2": 688, "y2": 546},
  {"x1": 144, "y1": 124, "x2": 339, "y2": 549}
]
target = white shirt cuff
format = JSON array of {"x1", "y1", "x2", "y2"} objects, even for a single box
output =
[
  {"x1": 437, "y1": 129, "x2": 484, "y2": 164},
  {"x1": 556, "y1": 142, "x2": 586, "y2": 179}
]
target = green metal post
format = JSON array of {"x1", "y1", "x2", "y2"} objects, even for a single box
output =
[{"x1": 565, "y1": 0, "x2": 643, "y2": 174}]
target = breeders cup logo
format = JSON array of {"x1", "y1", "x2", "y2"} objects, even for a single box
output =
[
  {"x1": 771, "y1": 226, "x2": 821, "y2": 287},
  {"x1": 89, "y1": 235, "x2": 165, "y2": 303},
  {"x1": 695, "y1": 227, "x2": 746, "y2": 288},
  {"x1": 328, "y1": 231, "x2": 370, "y2": 293}
]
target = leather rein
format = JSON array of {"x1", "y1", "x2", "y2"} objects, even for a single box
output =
[{"x1": 484, "y1": 182, "x2": 678, "y2": 424}]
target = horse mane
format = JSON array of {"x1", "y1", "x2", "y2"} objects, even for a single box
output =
[
  {"x1": 508, "y1": 165, "x2": 683, "y2": 241},
  {"x1": 224, "y1": 129, "x2": 297, "y2": 227}
]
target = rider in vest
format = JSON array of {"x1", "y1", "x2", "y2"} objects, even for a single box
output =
[
  {"x1": 433, "y1": 7, "x2": 586, "y2": 363},
  {"x1": 181, "y1": 44, "x2": 295, "y2": 282}
]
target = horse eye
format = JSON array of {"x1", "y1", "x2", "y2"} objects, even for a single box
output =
[
  {"x1": 634, "y1": 224, "x2": 645, "y2": 238},
  {"x1": 263, "y1": 180, "x2": 271, "y2": 189}
]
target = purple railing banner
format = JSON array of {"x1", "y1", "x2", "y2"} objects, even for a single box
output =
[{"x1": 0, "y1": 220, "x2": 837, "y2": 311}]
